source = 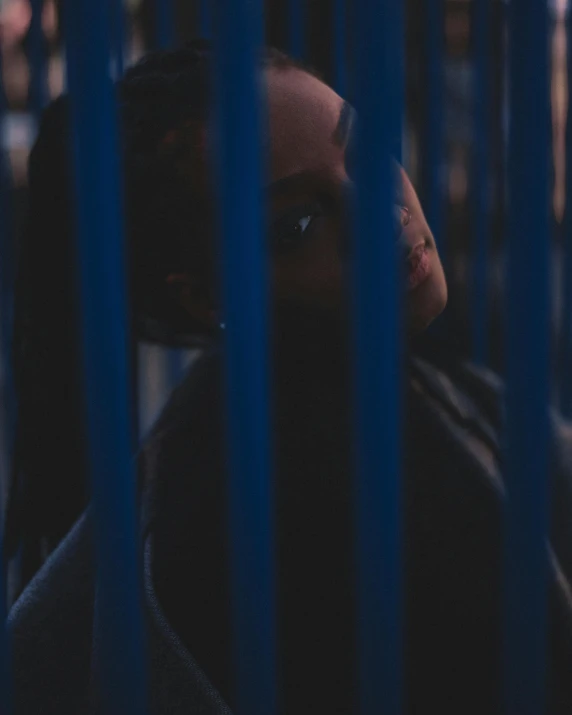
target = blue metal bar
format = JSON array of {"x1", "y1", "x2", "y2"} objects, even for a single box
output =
[
  {"x1": 0, "y1": 43, "x2": 14, "y2": 715},
  {"x1": 472, "y1": 0, "x2": 491, "y2": 364},
  {"x1": 212, "y1": 3, "x2": 277, "y2": 714},
  {"x1": 425, "y1": 0, "x2": 445, "y2": 261},
  {"x1": 351, "y1": 0, "x2": 403, "y2": 713},
  {"x1": 112, "y1": 0, "x2": 128, "y2": 77},
  {"x1": 198, "y1": 0, "x2": 212, "y2": 39},
  {"x1": 504, "y1": 1, "x2": 550, "y2": 713},
  {"x1": 28, "y1": 0, "x2": 48, "y2": 117},
  {"x1": 333, "y1": 0, "x2": 347, "y2": 97},
  {"x1": 560, "y1": 9, "x2": 572, "y2": 417},
  {"x1": 64, "y1": 2, "x2": 147, "y2": 714},
  {"x1": 393, "y1": 0, "x2": 404, "y2": 165},
  {"x1": 288, "y1": 0, "x2": 305, "y2": 59},
  {"x1": 156, "y1": 0, "x2": 175, "y2": 50}
]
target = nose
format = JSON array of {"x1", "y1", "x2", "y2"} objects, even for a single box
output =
[{"x1": 337, "y1": 182, "x2": 414, "y2": 262}]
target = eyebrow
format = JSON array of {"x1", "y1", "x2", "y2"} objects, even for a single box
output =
[{"x1": 332, "y1": 101, "x2": 356, "y2": 147}]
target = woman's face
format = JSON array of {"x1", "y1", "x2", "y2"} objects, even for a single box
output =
[
  {"x1": 173, "y1": 66, "x2": 447, "y2": 335},
  {"x1": 266, "y1": 66, "x2": 447, "y2": 334}
]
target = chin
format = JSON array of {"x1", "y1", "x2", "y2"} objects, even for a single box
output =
[{"x1": 407, "y1": 274, "x2": 448, "y2": 336}]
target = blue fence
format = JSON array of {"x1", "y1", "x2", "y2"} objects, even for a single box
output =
[
  {"x1": 0, "y1": 0, "x2": 566, "y2": 712},
  {"x1": 212, "y1": 2, "x2": 276, "y2": 713},
  {"x1": 350, "y1": 0, "x2": 403, "y2": 712},
  {"x1": 64, "y1": 2, "x2": 147, "y2": 713},
  {"x1": 504, "y1": 2, "x2": 550, "y2": 713}
]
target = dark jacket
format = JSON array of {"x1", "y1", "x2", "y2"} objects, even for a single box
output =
[{"x1": 9, "y1": 343, "x2": 572, "y2": 714}]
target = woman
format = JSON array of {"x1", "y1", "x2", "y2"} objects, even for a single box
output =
[{"x1": 8, "y1": 42, "x2": 572, "y2": 714}]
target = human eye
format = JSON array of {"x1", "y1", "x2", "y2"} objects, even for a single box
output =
[{"x1": 270, "y1": 203, "x2": 324, "y2": 254}]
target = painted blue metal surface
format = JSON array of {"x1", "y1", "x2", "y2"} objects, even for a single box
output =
[
  {"x1": 112, "y1": 0, "x2": 128, "y2": 77},
  {"x1": 28, "y1": 0, "x2": 48, "y2": 117},
  {"x1": 333, "y1": 0, "x2": 347, "y2": 97},
  {"x1": 0, "y1": 43, "x2": 14, "y2": 715},
  {"x1": 288, "y1": 0, "x2": 305, "y2": 59},
  {"x1": 199, "y1": 0, "x2": 212, "y2": 39},
  {"x1": 504, "y1": 2, "x2": 550, "y2": 714},
  {"x1": 64, "y1": 2, "x2": 147, "y2": 714},
  {"x1": 212, "y1": 2, "x2": 277, "y2": 714},
  {"x1": 472, "y1": 0, "x2": 490, "y2": 364},
  {"x1": 156, "y1": 0, "x2": 175, "y2": 50},
  {"x1": 351, "y1": 0, "x2": 403, "y2": 713},
  {"x1": 561, "y1": 9, "x2": 572, "y2": 417},
  {"x1": 425, "y1": 0, "x2": 445, "y2": 261}
]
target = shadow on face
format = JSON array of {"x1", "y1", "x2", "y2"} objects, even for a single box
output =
[{"x1": 169, "y1": 66, "x2": 448, "y2": 340}]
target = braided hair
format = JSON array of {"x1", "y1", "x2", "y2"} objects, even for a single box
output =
[{"x1": 6, "y1": 39, "x2": 312, "y2": 584}]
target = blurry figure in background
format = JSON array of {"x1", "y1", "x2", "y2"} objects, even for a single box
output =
[
  {"x1": 551, "y1": 0, "x2": 567, "y2": 224},
  {"x1": 0, "y1": 0, "x2": 60, "y2": 109},
  {"x1": 6, "y1": 43, "x2": 572, "y2": 715},
  {"x1": 0, "y1": 0, "x2": 31, "y2": 110},
  {"x1": 0, "y1": 0, "x2": 144, "y2": 188},
  {"x1": 551, "y1": 0, "x2": 569, "y2": 402},
  {"x1": 0, "y1": 0, "x2": 60, "y2": 186}
]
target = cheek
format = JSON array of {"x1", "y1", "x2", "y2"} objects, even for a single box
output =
[{"x1": 271, "y1": 227, "x2": 345, "y2": 310}]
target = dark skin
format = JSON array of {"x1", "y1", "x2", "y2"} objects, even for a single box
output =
[
  {"x1": 153, "y1": 70, "x2": 533, "y2": 715},
  {"x1": 167, "y1": 67, "x2": 448, "y2": 334}
]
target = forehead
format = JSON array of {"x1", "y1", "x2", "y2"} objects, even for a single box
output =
[{"x1": 266, "y1": 67, "x2": 345, "y2": 181}]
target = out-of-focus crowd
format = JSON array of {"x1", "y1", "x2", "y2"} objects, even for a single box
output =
[{"x1": 0, "y1": 0, "x2": 147, "y2": 185}]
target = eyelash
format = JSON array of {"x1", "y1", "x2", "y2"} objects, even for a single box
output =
[
  {"x1": 271, "y1": 203, "x2": 324, "y2": 253},
  {"x1": 270, "y1": 196, "x2": 406, "y2": 255}
]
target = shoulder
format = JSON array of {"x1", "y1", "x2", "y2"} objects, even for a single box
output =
[
  {"x1": 411, "y1": 351, "x2": 572, "y2": 589},
  {"x1": 410, "y1": 355, "x2": 503, "y2": 428},
  {"x1": 409, "y1": 354, "x2": 504, "y2": 484}
]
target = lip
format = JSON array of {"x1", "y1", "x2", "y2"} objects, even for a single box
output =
[{"x1": 406, "y1": 240, "x2": 431, "y2": 291}]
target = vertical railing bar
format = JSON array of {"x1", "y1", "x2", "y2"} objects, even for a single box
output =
[
  {"x1": 64, "y1": 2, "x2": 147, "y2": 714},
  {"x1": 0, "y1": 41, "x2": 14, "y2": 715},
  {"x1": 394, "y1": 0, "x2": 404, "y2": 165},
  {"x1": 112, "y1": 0, "x2": 139, "y2": 444},
  {"x1": 333, "y1": 0, "x2": 347, "y2": 97},
  {"x1": 472, "y1": 0, "x2": 490, "y2": 364},
  {"x1": 351, "y1": 0, "x2": 403, "y2": 712},
  {"x1": 112, "y1": 0, "x2": 128, "y2": 77},
  {"x1": 28, "y1": 0, "x2": 48, "y2": 119},
  {"x1": 287, "y1": 0, "x2": 305, "y2": 60},
  {"x1": 560, "y1": 7, "x2": 572, "y2": 417},
  {"x1": 504, "y1": 1, "x2": 551, "y2": 714},
  {"x1": 491, "y1": 0, "x2": 508, "y2": 375},
  {"x1": 211, "y1": 2, "x2": 277, "y2": 714},
  {"x1": 199, "y1": 0, "x2": 212, "y2": 39},
  {"x1": 156, "y1": 0, "x2": 175, "y2": 50},
  {"x1": 425, "y1": 0, "x2": 445, "y2": 261}
]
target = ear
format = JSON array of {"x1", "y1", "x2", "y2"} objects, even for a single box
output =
[{"x1": 166, "y1": 273, "x2": 218, "y2": 330}]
